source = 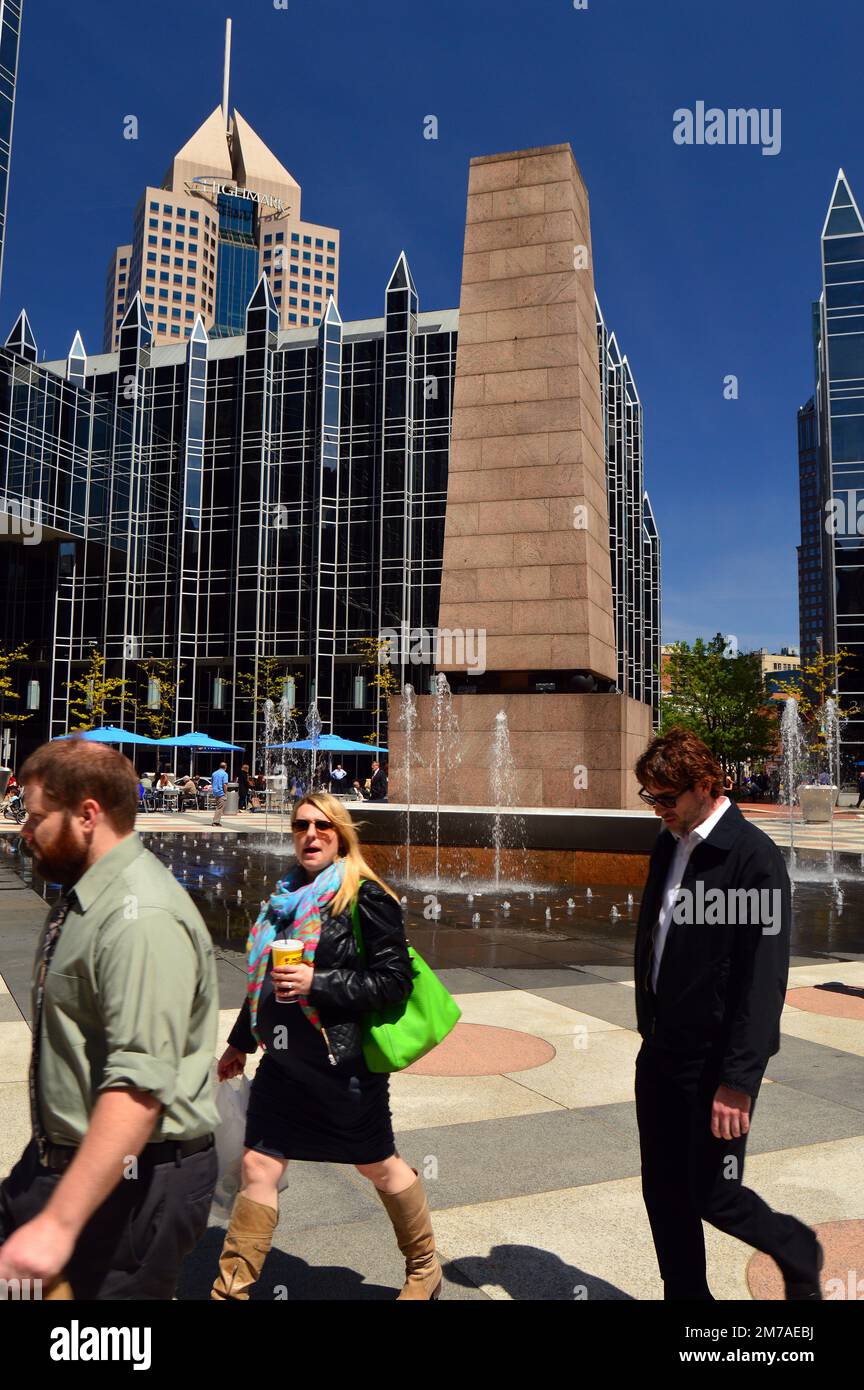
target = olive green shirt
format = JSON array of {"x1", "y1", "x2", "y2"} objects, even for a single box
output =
[{"x1": 33, "y1": 833, "x2": 220, "y2": 1145}]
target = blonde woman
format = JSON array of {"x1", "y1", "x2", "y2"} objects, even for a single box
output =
[{"x1": 212, "y1": 793, "x2": 441, "y2": 1301}]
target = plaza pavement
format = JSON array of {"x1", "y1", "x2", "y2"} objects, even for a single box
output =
[
  {"x1": 1, "y1": 845, "x2": 862, "y2": 1300},
  {"x1": 741, "y1": 800, "x2": 864, "y2": 857}
]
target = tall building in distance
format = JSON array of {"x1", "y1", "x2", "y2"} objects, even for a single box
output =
[
  {"x1": 103, "y1": 19, "x2": 339, "y2": 351},
  {"x1": 0, "y1": 0, "x2": 22, "y2": 294},
  {"x1": 799, "y1": 168, "x2": 864, "y2": 768},
  {"x1": 796, "y1": 388, "x2": 826, "y2": 670},
  {"x1": 1, "y1": 141, "x2": 660, "y2": 806},
  {"x1": 597, "y1": 299, "x2": 661, "y2": 724}
]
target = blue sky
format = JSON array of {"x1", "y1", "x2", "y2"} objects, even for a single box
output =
[{"x1": 2, "y1": 0, "x2": 859, "y2": 652}]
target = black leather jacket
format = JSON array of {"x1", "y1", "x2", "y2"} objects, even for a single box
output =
[
  {"x1": 634, "y1": 801, "x2": 790, "y2": 1096},
  {"x1": 228, "y1": 879, "x2": 413, "y2": 1066}
]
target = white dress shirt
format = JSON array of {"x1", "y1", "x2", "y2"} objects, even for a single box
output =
[{"x1": 650, "y1": 797, "x2": 731, "y2": 992}]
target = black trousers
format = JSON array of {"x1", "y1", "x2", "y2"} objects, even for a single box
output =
[
  {"x1": 0, "y1": 1139, "x2": 217, "y2": 1300},
  {"x1": 635, "y1": 1042, "x2": 818, "y2": 1299}
]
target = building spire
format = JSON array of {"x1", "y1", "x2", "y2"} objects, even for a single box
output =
[{"x1": 222, "y1": 17, "x2": 232, "y2": 132}]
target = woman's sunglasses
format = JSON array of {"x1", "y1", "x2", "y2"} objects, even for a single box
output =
[
  {"x1": 638, "y1": 785, "x2": 692, "y2": 810},
  {"x1": 291, "y1": 817, "x2": 336, "y2": 834}
]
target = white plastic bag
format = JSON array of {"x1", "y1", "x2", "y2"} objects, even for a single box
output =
[
  {"x1": 213, "y1": 1074, "x2": 251, "y2": 1213},
  {"x1": 212, "y1": 1070, "x2": 291, "y2": 1213}
]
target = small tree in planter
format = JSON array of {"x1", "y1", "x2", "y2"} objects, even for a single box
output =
[
  {"x1": 774, "y1": 649, "x2": 858, "y2": 819},
  {"x1": 65, "y1": 648, "x2": 128, "y2": 732}
]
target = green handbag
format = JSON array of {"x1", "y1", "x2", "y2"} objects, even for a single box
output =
[{"x1": 350, "y1": 889, "x2": 461, "y2": 1073}]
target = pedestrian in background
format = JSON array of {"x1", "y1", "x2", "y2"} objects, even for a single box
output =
[
  {"x1": 211, "y1": 761, "x2": 229, "y2": 826},
  {"x1": 238, "y1": 764, "x2": 251, "y2": 813},
  {"x1": 369, "y1": 760, "x2": 388, "y2": 803}
]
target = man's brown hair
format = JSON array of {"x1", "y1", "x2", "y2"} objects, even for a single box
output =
[
  {"x1": 20, "y1": 739, "x2": 139, "y2": 833},
  {"x1": 635, "y1": 726, "x2": 723, "y2": 799}
]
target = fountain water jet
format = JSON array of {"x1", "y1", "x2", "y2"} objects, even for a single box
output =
[
  {"x1": 780, "y1": 697, "x2": 807, "y2": 861},
  {"x1": 398, "y1": 684, "x2": 420, "y2": 884},
  {"x1": 431, "y1": 674, "x2": 461, "y2": 888},
  {"x1": 490, "y1": 710, "x2": 523, "y2": 888}
]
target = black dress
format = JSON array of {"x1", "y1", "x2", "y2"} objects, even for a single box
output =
[{"x1": 228, "y1": 880, "x2": 413, "y2": 1165}]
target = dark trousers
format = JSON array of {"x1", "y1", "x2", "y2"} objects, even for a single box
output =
[
  {"x1": 635, "y1": 1042, "x2": 818, "y2": 1299},
  {"x1": 0, "y1": 1139, "x2": 217, "y2": 1300}
]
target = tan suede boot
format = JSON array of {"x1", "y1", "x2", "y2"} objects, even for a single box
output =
[
  {"x1": 211, "y1": 1193, "x2": 277, "y2": 1301},
  {"x1": 377, "y1": 1171, "x2": 442, "y2": 1300},
  {"x1": 43, "y1": 1276, "x2": 74, "y2": 1299}
]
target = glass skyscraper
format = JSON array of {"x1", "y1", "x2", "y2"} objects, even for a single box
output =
[
  {"x1": 597, "y1": 298, "x2": 662, "y2": 724},
  {"x1": 0, "y1": 258, "x2": 660, "y2": 767},
  {"x1": 0, "y1": 262, "x2": 457, "y2": 768},
  {"x1": 0, "y1": 0, "x2": 21, "y2": 293},
  {"x1": 801, "y1": 170, "x2": 864, "y2": 767},
  {"x1": 796, "y1": 391, "x2": 825, "y2": 670}
]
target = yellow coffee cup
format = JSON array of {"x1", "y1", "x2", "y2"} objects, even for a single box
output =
[{"x1": 272, "y1": 940, "x2": 304, "y2": 1003}]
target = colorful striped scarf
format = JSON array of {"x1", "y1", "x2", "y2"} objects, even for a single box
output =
[{"x1": 246, "y1": 857, "x2": 346, "y2": 1046}]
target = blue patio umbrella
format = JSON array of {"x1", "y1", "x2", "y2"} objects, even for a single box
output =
[
  {"x1": 268, "y1": 734, "x2": 388, "y2": 754},
  {"x1": 55, "y1": 725, "x2": 158, "y2": 745},
  {"x1": 154, "y1": 731, "x2": 244, "y2": 750}
]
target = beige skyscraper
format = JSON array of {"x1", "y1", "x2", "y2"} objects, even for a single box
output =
[{"x1": 103, "y1": 22, "x2": 339, "y2": 350}]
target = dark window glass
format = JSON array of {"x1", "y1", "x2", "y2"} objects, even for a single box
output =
[
  {"x1": 829, "y1": 333, "x2": 864, "y2": 379},
  {"x1": 836, "y1": 566, "x2": 864, "y2": 614},
  {"x1": 825, "y1": 236, "x2": 864, "y2": 264},
  {"x1": 831, "y1": 415, "x2": 864, "y2": 462}
]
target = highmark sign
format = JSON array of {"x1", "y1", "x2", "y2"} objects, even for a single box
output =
[{"x1": 186, "y1": 176, "x2": 288, "y2": 212}]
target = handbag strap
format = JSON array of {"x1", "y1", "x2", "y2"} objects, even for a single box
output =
[{"x1": 350, "y1": 879, "x2": 367, "y2": 965}]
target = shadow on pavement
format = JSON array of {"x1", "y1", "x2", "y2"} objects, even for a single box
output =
[{"x1": 445, "y1": 1244, "x2": 634, "y2": 1300}]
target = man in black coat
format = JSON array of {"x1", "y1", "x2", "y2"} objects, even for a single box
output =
[
  {"x1": 633, "y1": 727, "x2": 822, "y2": 1301},
  {"x1": 369, "y1": 760, "x2": 388, "y2": 803}
]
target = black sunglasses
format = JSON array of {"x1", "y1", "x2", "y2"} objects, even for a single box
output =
[
  {"x1": 638, "y1": 784, "x2": 692, "y2": 810},
  {"x1": 292, "y1": 817, "x2": 336, "y2": 834}
]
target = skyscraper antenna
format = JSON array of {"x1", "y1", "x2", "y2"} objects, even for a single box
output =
[{"x1": 222, "y1": 17, "x2": 232, "y2": 130}]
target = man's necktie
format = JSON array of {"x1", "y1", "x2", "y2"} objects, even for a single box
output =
[{"x1": 29, "y1": 893, "x2": 73, "y2": 1163}]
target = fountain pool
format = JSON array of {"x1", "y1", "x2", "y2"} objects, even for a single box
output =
[{"x1": 3, "y1": 832, "x2": 862, "y2": 970}]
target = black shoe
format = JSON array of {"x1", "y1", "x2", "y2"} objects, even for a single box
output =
[
  {"x1": 663, "y1": 1280, "x2": 714, "y2": 1301},
  {"x1": 785, "y1": 1238, "x2": 824, "y2": 1301}
]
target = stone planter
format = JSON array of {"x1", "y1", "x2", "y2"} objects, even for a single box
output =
[{"x1": 797, "y1": 784, "x2": 838, "y2": 823}]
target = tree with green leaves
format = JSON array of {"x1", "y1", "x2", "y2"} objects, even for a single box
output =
[
  {"x1": 355, "y1": 635, "x2": 399, "y2": 746},
  {"x1": 0, "y1": 643, "x2": 32, "y2": 728},
  {"x1": 65, "y1": 647, "x2": 128, "y2": 731},
  {"x1": 660, "y1": 634, "x2": 777, "y2": 769},
  {"x1": 130, "y1": 659, "x2": 181, "y2": 741},
  {"x1": 773, "y1": 647, "x2": 857, "y2": 762},
  {"x1": 355, "y1": 636, "x2": 400, "y2": 697},
  {"x1": 234, "y1": 657, "x2": 301, "y2": 724}
]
